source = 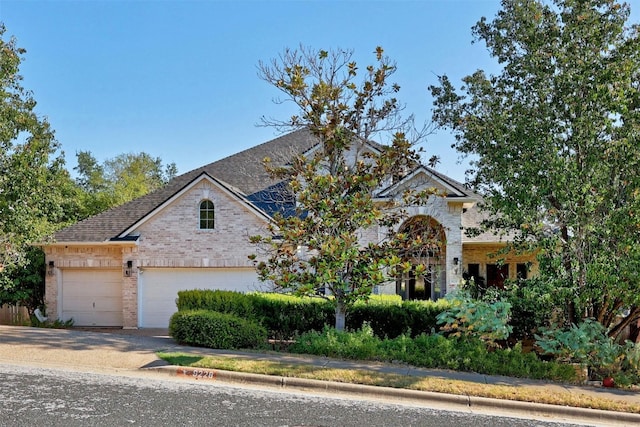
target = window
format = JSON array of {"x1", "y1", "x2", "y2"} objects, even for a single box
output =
[
  {"x1": 486, "y1": 263, "x2": 509, "y2": 288},
  {"x1": 199, "y1": 200, "x2": 215, "y2": 229},
  {"x1": 467, "y1": 263, "x2": 481, "y2": 283},
  {"x1": 395, "y1": 265, "x2": 444, "y2": 301},
  {"x1": 516, "y1": 263, "x2": 528, "y2": 280}
]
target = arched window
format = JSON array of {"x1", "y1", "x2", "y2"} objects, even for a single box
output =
[
  {"x1": 395, "y1": 215, "x2": 446, "y2": 301},
  {"x1": 199, "y1": 200, "x2": 215, "y2": 229}
]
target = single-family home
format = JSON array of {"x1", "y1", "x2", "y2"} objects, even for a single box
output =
[{"x1": 42, "y1": 129, "x2": 535, "y2": 328}]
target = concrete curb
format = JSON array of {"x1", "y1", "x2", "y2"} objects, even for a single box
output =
[{"x1": 144, "y1": 365, "x2": 640, "y2": 426}]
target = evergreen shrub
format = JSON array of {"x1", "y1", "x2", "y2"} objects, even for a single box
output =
[
  {"x1": 169, "y1": 309, "x2": 267, "y2": 350},
  {"x1": 174, "y1": 290, "x2": 450, "y2": 340},
  {"x1": 348, "y1": 298, "x2": 450, "y2": 338},
  {"x1": 249, "y1": 292, "x2": 334, "y2": 339},
  {"x1": 176, "y1": 289, "x2": 255, "y2": 318}
]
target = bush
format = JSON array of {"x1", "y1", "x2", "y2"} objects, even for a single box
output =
[
  {"x1": 289, "y1": 323, "x2": 380, "y2": 360},
  {"x1": 249, "y1": 293, "x2": 334, "y2": 339},
  {"x1": 501, "y1": 278, "x2": 556, "y2": 340},
  {"x1": 289, "y1": 326, "x2": 576, "y2": 382},
  {"x1": 348, "y1": 298, "x2": 450, "y2": 338},
  {"x1": 176, "y1": 290, "x2": 255, "y2": 318},
  {"x1": 169, "y1": 310, "x2": 267, "y2": 350},
  {"x1": 436, "y1": 290, "x2": 512, "y2": 345},
  {"x1": 401, "y1": 299, "x2": 451, "y2": 337},
  {"x1": 175, "y1": 290, "x2": 451, "y2": 340},
  {"x1": 535, "y1": 318, "x2": 640, "y2": 382}
]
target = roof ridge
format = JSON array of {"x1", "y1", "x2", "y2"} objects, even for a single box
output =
[{"x1": 177, "y1": 128, "x2": 312, "y2": 177}]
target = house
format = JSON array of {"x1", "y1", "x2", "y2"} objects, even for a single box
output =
[{"x1": 42, "y1": 129, "x2": 536, "y2": 328}]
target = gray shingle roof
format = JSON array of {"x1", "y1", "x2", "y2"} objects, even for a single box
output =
[
  {"x1": 54, "y1": 129, "x2": 318, "y2": 243},
  {"x1": 53, "y1": 128, "x2": 494, "y2": 244}
]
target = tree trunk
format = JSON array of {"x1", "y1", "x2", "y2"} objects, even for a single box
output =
[
  {"x1": 555, "y1": 221, "x2": 577, "y2": 325},
  {"x1": 629, "y1": 320, "x2": 640, "y2": 343},
  {"x1": 335, "y1": 299, "x2": 347, "y2": 331},
  {"x1": 608, "y1": 306, "x2": 640, "y2": 340}
]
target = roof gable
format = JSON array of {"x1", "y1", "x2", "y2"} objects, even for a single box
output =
[
  {"x1": 53, "y1": 129, "x2": 317, "y2": 243},
  {"x1": 117, "y1": 173, "x2": 272, "y2": 239},
  {"x1": 376, "y1": 165, "x2": 476, "y2": 200}
]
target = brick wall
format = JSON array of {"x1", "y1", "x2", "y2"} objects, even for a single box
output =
[
  {"x1": 44, "y1": 244, "x2": 137, "y2": 327},
  {"x1": 135, "y1": 180, "x2": 268, "y2": 268}
]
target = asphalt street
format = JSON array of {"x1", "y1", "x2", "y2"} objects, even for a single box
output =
[
  {"x1": 0, "y1": 325, "x2": 639, "y2": 426},
  {"x1": 0, "y1": 363, "x2": 588, "y2": 427}
]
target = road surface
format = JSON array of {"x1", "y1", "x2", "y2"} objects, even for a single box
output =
[{"x1": 0, "y1": 363, "x2": 589, "y2": 427}]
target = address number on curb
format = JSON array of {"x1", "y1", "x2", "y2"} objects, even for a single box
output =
[{"x1": 177, "y1": 367, "x2": 217, "y2": 380}]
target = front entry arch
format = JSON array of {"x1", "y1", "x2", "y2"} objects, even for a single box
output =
[{"x1": 395, "y1": 215, "x2": 446, "y2": 301}]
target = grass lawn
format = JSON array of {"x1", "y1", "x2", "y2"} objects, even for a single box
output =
[{"x1": 157, "y1": 351, "x2": 640, "y2": 414}]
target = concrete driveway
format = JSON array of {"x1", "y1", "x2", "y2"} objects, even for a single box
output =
[{"x1": 0, "y1": 325, "x2": 178, "y2": 372}]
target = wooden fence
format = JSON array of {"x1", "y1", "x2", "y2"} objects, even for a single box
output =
[{"x1": 0, "y1": 304, "x2": 29, "y2": 325}]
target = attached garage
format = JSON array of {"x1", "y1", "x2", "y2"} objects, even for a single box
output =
[
  {"x1": 61, "y1": 269, "x2": 123, "y2": 327},
  {"x1": 138, "y1": 267, "x2": 260, "y2": 328}
]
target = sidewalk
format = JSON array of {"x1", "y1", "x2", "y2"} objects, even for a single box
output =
[{"x1": 1, "y1": 325, "x2": 639, "y2": 425}]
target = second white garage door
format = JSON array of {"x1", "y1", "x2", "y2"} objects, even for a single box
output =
[{"x1": 138, "y1": 268, "x2": 260, "y2": 328}]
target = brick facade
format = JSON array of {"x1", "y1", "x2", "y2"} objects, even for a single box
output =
[
  {"x1": 136, "y1": 180, "x2": 266, "y2": 269},
  {"x1": 44, "y1": 177, "x2": 272, "y2": 328},
  {"x1": 44, "y1": 244, "x2": 137, "y2": 327},
  {"x1": 43, "y1": 129, "x2": 542, "y2": 328}
]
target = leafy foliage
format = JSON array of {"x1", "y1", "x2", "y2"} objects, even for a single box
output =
[
  {"x1": 0, "y1": 25, "x2": 77, "y2": 307},
  {"x1": 253, "y1": 46, "x2": 437, "y2": 330},
  {"x1": 0, "y1": 247, "x2": 45, "y2": 315},
  {"x1": 499, "y1": 277, "x2": 556, "y2": 340},
  {"x1": 169, "y1": 310, "x2": 267, "y2": 350},
  {"x1": 430, "y1": 0, "x2": 640, "y2": 335},
  {"x1": 349, "y1": 297, "x2": 450, "y2": 338},
  {"x1": 289, "y1": 325, "x2": 576, "y2": 381},
  {"x1": 176, "y1": 289, "x2": 257, "y2": 318},
  {"x1": 74, "y1": 150, "x2": 177, "y2": 217},
  {"x1": 175, "y1": 289, "x2": 449, "y2": 340},
  {"x1": 248, "y1": 292, "x2": 334, "y2": 340},
  {"x1": 535, "y1": 318, "x2": 639, "y2": 383},
  {"x1": 436, "y1": 290, "x2": 513, "y2": 345}
]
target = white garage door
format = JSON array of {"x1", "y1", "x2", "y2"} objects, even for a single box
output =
[
  {"x1": 138, "y1": 268, "x2": 259, "y2": 328},
  {"x1": 61, "y1": 269, "x2": 123, "y2": 327}
]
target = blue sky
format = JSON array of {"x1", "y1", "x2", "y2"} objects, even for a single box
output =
[{"x1": 1, "y1": 0, "x2": 637, "y2": 183}]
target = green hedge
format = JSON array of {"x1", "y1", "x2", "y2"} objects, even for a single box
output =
[
  {"x1": 169, "y1": 310, "x2": 267, "y2": 350},
  {"x1": 348, "y1": 299, "x2": 451, "y2": 338},
  {"x1": 249, "y1": 292, "x2": 334, "y2": 339},
  {"x1": 175, "y1": 290, "x2": 450, "y2": 340},
  {"x1": 176, "y1": 289, "x2": 256, "y2": 318}
]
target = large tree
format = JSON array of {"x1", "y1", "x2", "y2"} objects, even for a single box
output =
[
  {"x1": 0, "y1": 24, "x2": 74, "y2": 310},
  {"x1": 74, "y1": 150, "x2": 177, "y2": 217},
  {"x1": 430, "y1": 0, "x2": 640, "y2": 337},
  {"x1": 251, "y1": 47, "x2": 436, "y2": 331}
]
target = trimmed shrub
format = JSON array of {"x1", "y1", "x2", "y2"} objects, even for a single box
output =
[
  {"x1": 348, "y1": 298, "x2": 450, "y2": 338},
  {"x1": 176, "y1": 290, "x2": 255, "y2": 318},
  {"x1": 249, "y1": 293, "x2": 334, "y2": 339},
  {"x1": 174, "y1": 289, "x2": 451, "y2": 340},
  {"x1": 402, "y1": 299, "x2": 451, "y2": 336},
  {"x1": 169, "y1": 310, "x2": 267, "y2": 350}
]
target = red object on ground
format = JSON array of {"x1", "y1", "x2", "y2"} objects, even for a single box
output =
[{"x1": 602, "y1": 377, "x2": 615, "y2": 388}]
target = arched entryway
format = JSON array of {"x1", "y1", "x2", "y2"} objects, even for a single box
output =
[{"x1": 396, "y1": 215, "x2": 447, "y2": 301}]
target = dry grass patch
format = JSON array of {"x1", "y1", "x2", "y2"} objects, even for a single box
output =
[{"x1": 157, "y1": 352, "x2": 640, "y2": 414}]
